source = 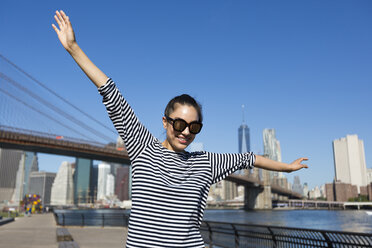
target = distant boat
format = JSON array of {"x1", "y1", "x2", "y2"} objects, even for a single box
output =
[{"x1": 366, "y1": 211, "x2": 372, "y2": 215}]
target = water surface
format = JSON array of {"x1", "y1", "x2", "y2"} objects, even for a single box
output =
[{"x1": 203, "y1": 209, "x2": 372, "y2": 233}]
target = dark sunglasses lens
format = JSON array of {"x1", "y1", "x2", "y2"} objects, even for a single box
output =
[
  {"x1": 189, "y1": 123, "x2": 202, "y2": 134},
  {"x1": 173, "y1": 119, "x2": 187, "y2": 132}
]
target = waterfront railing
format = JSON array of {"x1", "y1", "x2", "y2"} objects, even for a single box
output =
[
  {"x1": 53, "y1": 210, "x2": 372, "y2": 247},
  {"x1": 54, "y1": 210, "x2": 129, "y2": 227}
]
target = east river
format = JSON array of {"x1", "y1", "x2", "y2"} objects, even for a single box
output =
[
  {"x1": 203, "y1": 209, "x2": 372, "y2": 233},
  {"x1": 54, "y1": 208, "x2": 372, "y2": 233}
]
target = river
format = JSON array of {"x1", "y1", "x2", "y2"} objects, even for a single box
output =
[{"x1": 203, "y1": 209, "x2": 372, "y2": 233}]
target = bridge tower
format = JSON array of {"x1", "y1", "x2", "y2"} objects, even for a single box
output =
[{"x1": 244, "y1": 158, "x2": 273, "y2": 210}]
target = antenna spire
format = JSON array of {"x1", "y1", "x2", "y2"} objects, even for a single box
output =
[{"x1": 242, "y1": 104, "x2": 245, "y2": 124}]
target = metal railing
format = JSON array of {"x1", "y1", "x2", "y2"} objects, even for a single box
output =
[
  {"x1": 200, "y1": 220, "x2": 372, "y2": 248},
  {"x1": 53, "y1": 210, "x2": 129, "y2": 227},
  {"x1": 53, "y1": 210, "x2": 372, "y2": 247}
]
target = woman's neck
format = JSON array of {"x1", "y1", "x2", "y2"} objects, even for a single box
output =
[{"x1": 161, "y1": 140, "x2": 185, "y2": 153}]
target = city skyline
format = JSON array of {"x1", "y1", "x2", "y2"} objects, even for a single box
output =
[
  {"x1": 1, "y1": 1, "x2": 371, "y2": 191},
  {"x1": 34, "y1": 130, "x2": 371, "y2": 191}
]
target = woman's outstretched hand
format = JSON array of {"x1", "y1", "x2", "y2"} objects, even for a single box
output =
[
  {"x1": 254, "y1": 155, "x2": 309, "y2": 173},
  {"x1": 287, "y1": 158, "x2": 308, "y2": 172},
  {"x1": 52, "y1": 10, "x2": 76, "y2": 52}
]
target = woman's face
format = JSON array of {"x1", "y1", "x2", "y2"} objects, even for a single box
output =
[{"x1": 162, "y1": 103, "x2": 199, "y2": 152}]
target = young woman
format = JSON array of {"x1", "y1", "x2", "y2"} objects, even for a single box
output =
[{"x1": 52, "y1": 10, "x2": 308, "y2": 247}]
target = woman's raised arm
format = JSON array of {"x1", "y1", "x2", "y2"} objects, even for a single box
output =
[{"x1": 52, "y1": 10, "x2": 107, "y2": 88}]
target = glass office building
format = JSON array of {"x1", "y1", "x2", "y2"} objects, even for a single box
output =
[{"x1": 73, "y1": 158, "x2": 93, "y2": 204}]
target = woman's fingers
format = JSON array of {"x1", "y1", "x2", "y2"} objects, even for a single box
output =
[
  {"x1": 51, "y1": 23, "x2": 59, "y2": 34},
  {"x1": 296, "y1": 157, "x2": 308, "y2": 169},
  {"x1": 56, "y1": 11, "x2": 65, "y2": 27},
  {"x1": 54, "y1": 14, "x2": 62, "y2": 28},
  {"x1": 60, "y1": 10, "x2": 69, "y2": 24},
  {"x1": 295, "y1": 157, "x2": 308, "y2": 164}
]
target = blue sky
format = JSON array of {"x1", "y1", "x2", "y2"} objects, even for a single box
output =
[{"x1": 1, "y1": 1, "x2": 371, "y2": 190}]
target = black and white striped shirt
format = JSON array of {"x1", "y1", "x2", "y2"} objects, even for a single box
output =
[{"x1": 99, "y1": 79, "x2": 255, "y2": 248}]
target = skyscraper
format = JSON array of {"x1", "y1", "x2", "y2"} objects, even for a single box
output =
[
  {"x1": 263, "y1": 129, "x2": 278, "y2": 161},
  {"x1": 0, "y1": 148, "x2": 23, "y2": 204},
  {"x1": 73, "y1": 158, "x2": 93, "y2": 204},
  {"x1": 106, "y1": 174, "x2": 115, "y2": 197},
  {"x1": 28, "y1": 171, "x2": 56, "y2": 205},
  {"x1": 292, "y1": 176, "x2": 303, "y2": 195},
  {"x1": 238, "y1": 105, "x2": 250, "y2": 154},
  {"x1": 263, "y1": 129, "x2": 283, "y2": 179},
  {"x1": 90, "y1": 164, "x2": 99, "y2": 203},
  {"x1": 231, "y1": 105, "x2": 250, "y2": 198},
  {"x1": 11, "y1": 152, "x2": 39, "y2": 205},
  {"x1": 51, "y1": 161, "x2": 74, "y2": 205},
  {"x1": 97, "y1": 163, "x2": 111, "y2": 201},
  {"x1": 333, "y1": 134, "x2": 367, "y2": 193},
  {"x1": 367, "y1": 168, "x2": 372, "y2": 184},
  {"x1": 303, "y1": 183, "x2": 309, "y2": 199},
  {"x1": 11, "y1": 154, "x2": 26, "y2": 205},
  {"x1": 23, "y1": 152, "x2": 39, "y2": 195},
  {"x1": 115, "y1": 166, "x2": 131, "y2": 201},
  {"x1": 236, "y1": 105, "x2": 250, "y2": 177}
]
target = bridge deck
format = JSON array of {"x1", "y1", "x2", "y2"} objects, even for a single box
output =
[{"x1": 0, "y1": 127, "x2": 130, "y2": 164}]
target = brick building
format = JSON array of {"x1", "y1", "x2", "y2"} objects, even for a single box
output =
[{"x1": 325, "y1": 181, "x2": 358, "y2": 202}]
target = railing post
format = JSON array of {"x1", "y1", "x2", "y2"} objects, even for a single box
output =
[
  {"x1": 320, "y1": 231, "x2": 333, "y2": 248},
  {"x1": 267, "y1": 227, "x2": 277, "y2": 248},
  {"x1": 205, "y1": 222, "x2": 213, "y2": 248},
  {"x1": 62, "y1": 213, "x2": 65, "y2": 226},
  {"x1": 81, "y1": 213, "x2": 84, "y2": 227},
  {"x1": 102, "y1": 214, "x2": 105, "y2": 228},
  {"x1": 231, "y1": 224, "x2": 239, "y2": 248}
]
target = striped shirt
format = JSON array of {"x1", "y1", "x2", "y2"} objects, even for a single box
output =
[{"x1": 98, "y1": 79, "x2": 255, "y2": 248}]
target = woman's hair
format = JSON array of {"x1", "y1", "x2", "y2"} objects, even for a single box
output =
[{"x1": 164, "y1": 94, "x2": 203, "y2": 122}]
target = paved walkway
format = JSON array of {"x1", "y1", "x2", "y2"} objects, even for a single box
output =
[
  {"x1": 0, "y1": 213, "x2": 128, "y2": 248},
  {"x1": 0, "y1": 213, "x2": 57, "y2": 248},
  {"x1": 67, "y1": 226, "x2": 128, "y2": 248}
]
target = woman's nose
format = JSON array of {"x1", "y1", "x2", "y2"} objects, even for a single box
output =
[{"x1": 182, "y1": 126, "x2": 191, "y2": 135}]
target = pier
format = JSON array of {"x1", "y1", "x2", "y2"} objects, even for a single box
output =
[{"x1": 283, "y1": 200, "x2": 372, "y2": 210}]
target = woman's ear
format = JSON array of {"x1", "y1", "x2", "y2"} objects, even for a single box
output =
[{"x1": 162, "y1": 116, "x2": 168, "y2": 129}]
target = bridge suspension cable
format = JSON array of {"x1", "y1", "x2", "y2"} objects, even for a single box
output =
[
  {"x1": 0, "y1": 88, "x2": 94, "y2": 141},
  {"x1": 0, "y1": 72, "x2": 113, "y2": 143},
  {"x1": 0, "y1": 54, "x2": 117, "y2": 136}
]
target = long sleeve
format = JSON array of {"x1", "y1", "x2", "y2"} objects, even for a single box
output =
[
  {"x1": 98, "y1": 78, "x2": 155, "y2": 161},
  {"x1": 207, "y1": 152, "x2": 255, "y2": 184}
]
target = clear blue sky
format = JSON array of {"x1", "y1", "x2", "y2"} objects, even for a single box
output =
[{"x1": 1, "y1": 1, "x2": 371, "y2": 190}]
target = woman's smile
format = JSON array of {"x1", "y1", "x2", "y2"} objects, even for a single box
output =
[{"x1": 177, "y1": 135, "x2": 189, "y2": 144}]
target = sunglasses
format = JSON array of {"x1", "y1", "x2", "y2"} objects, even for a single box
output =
[{"x1": 165, "y1": 116, "x2": 203, "y2": 134}]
